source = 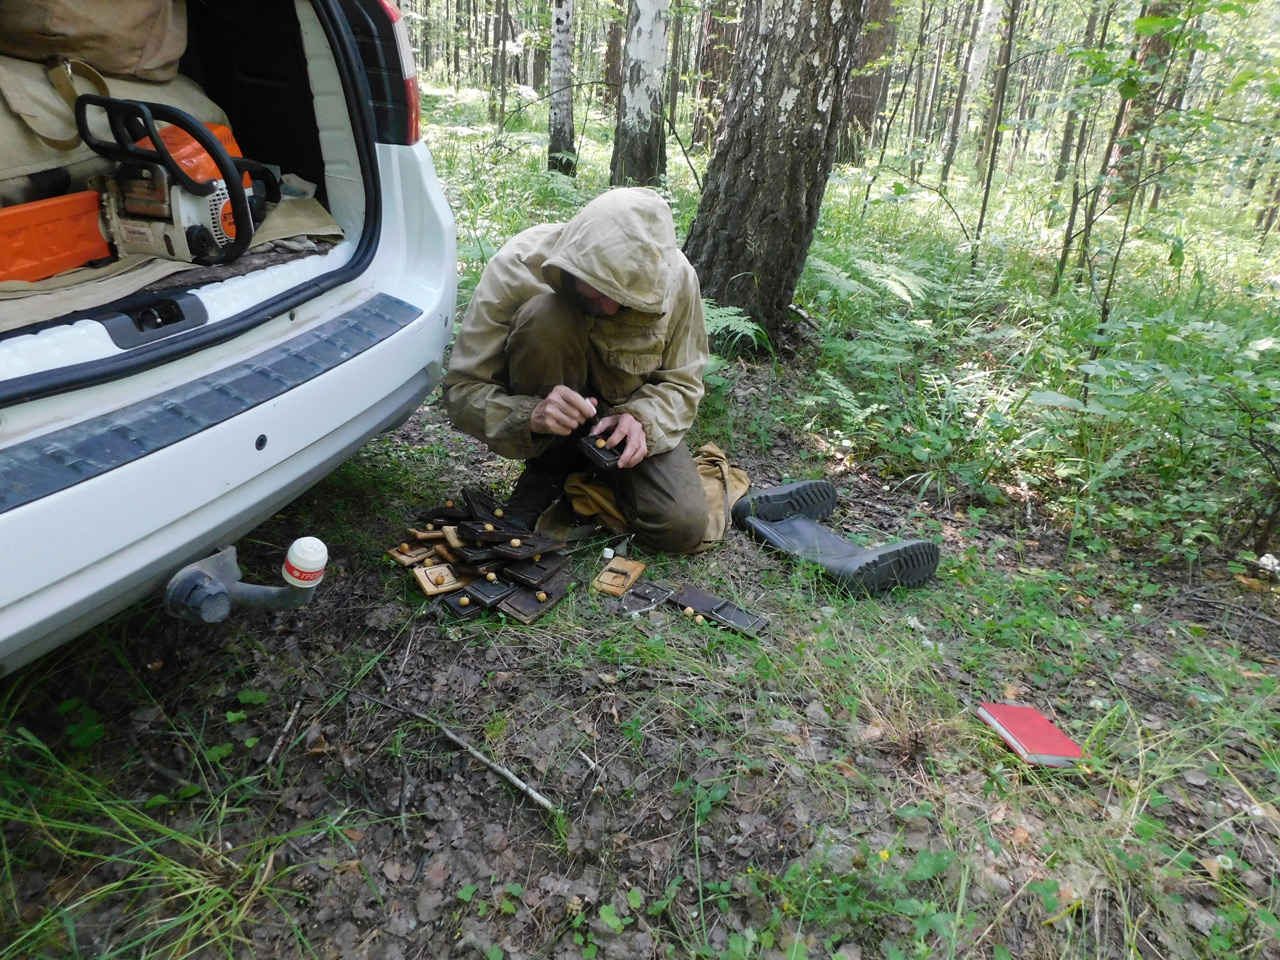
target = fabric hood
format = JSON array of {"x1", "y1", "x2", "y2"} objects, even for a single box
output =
[{"x1": 541, "y1": 187, "x2": 678, "y2": 315}]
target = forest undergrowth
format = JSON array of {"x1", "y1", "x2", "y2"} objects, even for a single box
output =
[{"x1": 1, "y1": 89, "x2": 1278, "y2": 960}]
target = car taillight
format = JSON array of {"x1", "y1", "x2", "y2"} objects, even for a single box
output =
[{"x1": 375, "y1": 0, "x2": 420, "y2": 143}]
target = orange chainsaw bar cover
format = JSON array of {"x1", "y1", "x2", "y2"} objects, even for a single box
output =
[{"x1": 0, "y1": 190, "x2": 110, "y2": 283}]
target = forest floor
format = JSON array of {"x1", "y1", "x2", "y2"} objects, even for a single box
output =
[{"x1": 4, "y1": 363, "x2": 1279, "y2": 960}]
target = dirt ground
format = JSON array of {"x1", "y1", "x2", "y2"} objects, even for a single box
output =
[{"x1": 7, "y1": 380, "x2": 1280, "y2": 960}]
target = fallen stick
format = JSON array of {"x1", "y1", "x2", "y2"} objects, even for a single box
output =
[
  {"x1": 331, "y1": 683, "x2": 561, "y2": 817},
  {"x1": 264, "y1": 699, "x2": 303, "y2": 769}
]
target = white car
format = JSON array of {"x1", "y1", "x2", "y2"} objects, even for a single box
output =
[{"x1": 0, "y1": 0, "x2": 456, "y2": 675}]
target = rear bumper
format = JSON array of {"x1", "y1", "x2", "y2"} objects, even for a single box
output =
[{"x1": 0, "y1": 292, "x2": 440, "y2": 677}]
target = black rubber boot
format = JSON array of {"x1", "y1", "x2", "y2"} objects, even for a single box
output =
[
  {"x1": 731, "y1": 479, "x2": 838, "y2": 529},
  {"x1": 502, "y1": 443, "x2": 590, "y2": 530},
  {"x1": 502, "y1": 469, "x2": 565, "y2": 530},
  {"x1": 742, "y1": 514, "x2": 939, "y2": 593}
]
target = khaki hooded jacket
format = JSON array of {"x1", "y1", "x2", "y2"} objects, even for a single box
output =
[{"x1": 443, "y1": 188, "x2": 708, "y2": 461}]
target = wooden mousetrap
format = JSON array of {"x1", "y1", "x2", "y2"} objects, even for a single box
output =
[
  {"x1": 407, "y1": 526, "x2": 447, "y2": 541},
  {"x1": 669, "y1": 584, "x2": 767, "y2": 637},
  {"x1": 413, "y1": 563, "x2": 469, "y2": 596},
  {"x1": 442, "y1": 591, "x2": 486, "y2": 619},
  {"x1": 387, "y1": 540, "x2": 436, "y2": 566},
  {"x1": 590, "y1": 556, "x2": 646, "y2": 596},
  {"x1": 503, "y1": 552, "x2": 570, "y2": 588},
  {"x1": 496, "y1": 567, "x2": 575, "y2": 624},
  {"x1": 492, "y1": 534, "x2": 566, "y2": 560}
]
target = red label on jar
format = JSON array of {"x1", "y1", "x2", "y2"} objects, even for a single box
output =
[{"x1": 283, "y1": 560, "x2": 324, "y2": 583}]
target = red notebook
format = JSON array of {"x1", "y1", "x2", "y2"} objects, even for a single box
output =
[{"x1": 977, "y1": 703, "x2": 1083, "y2": 767}]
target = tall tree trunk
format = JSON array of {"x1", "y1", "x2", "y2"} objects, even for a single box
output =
[
  {"x1": 841, "y1": 0, "x2": 898, "y2": 164},
  {"x1": 667, "y1": 7, "x2": 683, "y2": 122},
  {"x1": 453, "y1": 0, "x2": 463, "y2": 85},
  {"x1": 690, "y1": 0, "x2": 736, "y2": 150},
  {"x1": 971, "y1": 0, "x2": 1021, "y2": 268},
  {"x1": 921, "y1": 0, "x2": 949, "y2": 142},
  {"x1": 938, "y1": 0, "x2": 987, "y2": 189},
  {"x1": 548, "y1": 0, "x2": 577, "y2": 176},
  {"x1": 906, "y1": 0, "x2": 934, "y2": 174},
  {"x1": 683, "y1": 0, "x2": 862, "y2": 347},
  {"x1": 1109, "y1": 0, "x2": 1180, "y2": 197},
  {"x1": 1075, "y1": 92, "x2": 1128, "y2": 279},
  {"x1": 603, "y1": 0, "x2": 625, "y2": 108},
  {"x1": 610, "y1": 0, "x2": 671, "y2": 186},
  {"x1": 496, "y1": 0, "x2": 509, "y2": 127},
  {"x1": 1147, "y1": 42, "x2": 1193, "y2": 213},
  {"x1": 1053, "y1": 1, "x2": 1099, "y2": 183}
]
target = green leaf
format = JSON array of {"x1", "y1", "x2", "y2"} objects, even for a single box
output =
[
  {"x1": 177, "y1": 783, "x2": 201, "y2": 800},
  {"x1": 1029, "y1": 390, "x2": 1085, "y2": 411},
  {"x1": 238, "y1": 690, "x2": 270, "y2": 705},
  {"x1": 505, "y1": 882, "x2": 525, "y2": 896},
  {"x1": 245, "y1": 737, "x2": 260, "y2": 749},
  {"x1": 599, "y1": 904, "x2": 625, "y2": 933},
  {"x1": 904, "y1": 849, "x2": 956, "y2": 882},
  {"x1": 145, "y1": 794, "x2": 170, "y2": 809},
  {"x1": 994, "y1": 947, "x2": 1013, "y2": 960},
  {"x1": 457, "y1": 885, "x2": 477, "y2": 903},
  {"x1": 205, "y1": 743, "x2": 233, "y2": 763},
  {"x1": 1133, "y1": 14, "x2": 1181, "y2": 34},
  {"x1": 225, "y1": 710, "x2": 248, "y2": 724},
  {"x1": 627, "y1": 888, "x2": 643, "y2": 910},
  {"x1": 485, "y1": 947, "x2": 504, "y2": 960},
  {"x1": 894, "y1": 898, "x2": 927, "y2": 916},
  {"x1": 896, "y1": 802, "x2": 935, "y2": 819},
  {"x1": 583, "y1": 945, "x2": 598, "y2": 960}
]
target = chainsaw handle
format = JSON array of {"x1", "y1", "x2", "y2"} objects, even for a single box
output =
[
  {"x1": 232, "y1": 157, "x2": 282, "y2": 206},
  {"x1": 75, "y1": 95, "x2": 253, "y2": 265}
]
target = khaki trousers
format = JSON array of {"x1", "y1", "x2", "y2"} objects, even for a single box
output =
[{"x1": 505, "y1": 292, "x2": 706, "y2": 553}]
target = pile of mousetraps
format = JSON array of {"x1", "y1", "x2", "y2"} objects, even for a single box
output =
[{"x1": 388, "y1": 487, "x2": 767, "y2": 635}]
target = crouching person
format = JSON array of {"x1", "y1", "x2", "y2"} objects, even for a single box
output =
[{"x1": 441, "y1": 187, "x2": 709, "y2": 553}]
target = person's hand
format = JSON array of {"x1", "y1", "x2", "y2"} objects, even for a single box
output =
[
  {"x1": 531, "y1": 386, "x2": 596, "y2": 436},
  {"x1": 590, "y1": 413, "x2": 648, "y2": 468}
]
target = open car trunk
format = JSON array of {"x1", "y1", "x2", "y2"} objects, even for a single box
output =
[
  {"x1": 0, "y1": 0, "x2": 384, "y2": 403},
  {"x1": 0, "y1": 0, "x2": 456, "y2": 676}
]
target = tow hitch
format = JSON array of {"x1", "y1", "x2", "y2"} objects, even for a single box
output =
[{"x1": 163, "y1": 537, "x2": 328, "y2": 623}]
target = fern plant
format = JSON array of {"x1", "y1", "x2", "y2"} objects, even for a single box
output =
[{"x1": 703, "y1": 300, "x2": 771, "y2": 357}]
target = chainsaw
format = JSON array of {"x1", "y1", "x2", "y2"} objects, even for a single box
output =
[
  {"x1": 75, "y1": 93, "x2": 279, "y2": 266},
  {"x1": 0, "y1": 96, "x2": 280, "y2": 283}
]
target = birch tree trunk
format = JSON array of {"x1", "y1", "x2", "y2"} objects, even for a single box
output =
[
  {"x1": 683, "y1": 0, "x2": 863, "y2": 347},
  {"x1": 548, "y1": 0, "x2": 577, "y2": 176},
  {"x1": 610, "y1": 0, "x2": 671, "y2": 187}
]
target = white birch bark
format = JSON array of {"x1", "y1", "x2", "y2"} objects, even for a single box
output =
[
  {"x1": 609, "y1": 0, "x2": 670, "y2": 186},
  {"x1": 548, "y1": 0, "x2": 576, "y2": 176}
]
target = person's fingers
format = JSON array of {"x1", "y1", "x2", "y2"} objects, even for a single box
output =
[
  {"x1": 618, "y1": 436, "x2": 645, "y2": 468},
  {"x1": 553, "y1": 386, "x2": 596, "y2": 422},
  {"x1": 589, "y1": 415, "x2": 618, "y2": 437}
]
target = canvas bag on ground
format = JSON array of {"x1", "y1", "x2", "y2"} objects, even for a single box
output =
[
  {"x1": 0, "y1": 0, "x2": 187, "y2": 83},
  {"x1": 562, "y1": 443, "x2": 751, "y2": 553}
]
